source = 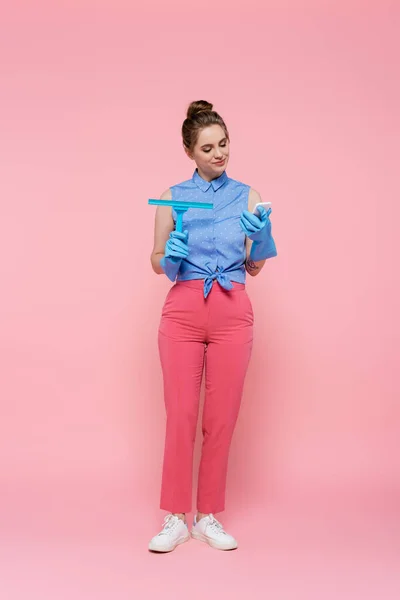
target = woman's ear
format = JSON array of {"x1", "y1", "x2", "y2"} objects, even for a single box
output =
[{"x1": 184, "y1": 146, "x2": 193, "y2": 160}]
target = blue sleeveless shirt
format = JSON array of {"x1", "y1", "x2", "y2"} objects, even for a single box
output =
[{"x1": 171, "y1": 168, "x2": 250, "y2": 298}]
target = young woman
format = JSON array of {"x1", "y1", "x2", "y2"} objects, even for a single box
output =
[{"x1": 148, "y1": 100, "x2": 277, "y2": 552}]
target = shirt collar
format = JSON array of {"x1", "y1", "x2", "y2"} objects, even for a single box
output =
[{"x1": 192, "y1": 168, "x2": 228, "y2": 192}]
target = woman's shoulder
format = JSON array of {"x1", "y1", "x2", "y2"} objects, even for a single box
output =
[
  {"x1": 248, "y1": 187, "x2": 262, "y2": 201},
  {"x1": 159, "y1": 188, "x2": 172, "y2": 200},
  {"x1": 247, "y1": 187, "x2": 263, "y2": 211}
]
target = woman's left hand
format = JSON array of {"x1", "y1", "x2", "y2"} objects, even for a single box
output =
[{"x1": 240, "y1": 205, "x2": 272, "y2": 242}]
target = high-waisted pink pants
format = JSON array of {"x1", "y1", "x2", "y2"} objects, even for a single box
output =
[{"x1": 158, "y1": 279, "x2": 254, "y2": 514}]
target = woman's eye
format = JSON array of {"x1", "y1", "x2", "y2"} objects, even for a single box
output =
[{"x1": 203, "y1": 142, "x2": 226, "y2": 153}]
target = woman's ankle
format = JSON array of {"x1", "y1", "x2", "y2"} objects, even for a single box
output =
[
  {"x1": 196, "y1": 512, "x2": 207, "y2": 522},
  {"x1": 172, "y1": 513, "x2": 186, "y2": 523}
]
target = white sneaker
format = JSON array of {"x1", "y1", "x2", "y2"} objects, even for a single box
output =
[
  {"x1": 191, "y1": 514, "x2": 238, "y2": 550},
  {"x1": 148, "y1": 514, "x2": 190, "y2": 553}
]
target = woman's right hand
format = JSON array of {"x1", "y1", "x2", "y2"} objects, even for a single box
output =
[
  {"x1": 160, "y1": 230, "x2": 189, "y2": 282},
  {"x1": 164, "y1": 230, "x2": 189, "y2": 261}
]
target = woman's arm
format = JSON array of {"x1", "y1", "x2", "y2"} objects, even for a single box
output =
[
  {"x1": 245, "y1": 188, "x2": 267, "y2": 277},
  {"x1": 150, "y1": 188, "x2": 174, "y2": 274}
]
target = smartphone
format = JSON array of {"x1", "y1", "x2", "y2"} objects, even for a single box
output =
[{"x1": 253, "y1": 201, "x2": 272, "y2": 217}]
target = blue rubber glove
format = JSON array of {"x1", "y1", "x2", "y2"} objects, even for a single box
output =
[
  {"x1": 240, "y1": 205, "x2": 277, "y2": 261},
  {"x1": 160, "y1": 230, "x2": 189, "y2": 282}
]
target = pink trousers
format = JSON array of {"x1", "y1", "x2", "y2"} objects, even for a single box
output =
[{"x1": 158, "y1": 279, "x2": 254, "y2": 514}]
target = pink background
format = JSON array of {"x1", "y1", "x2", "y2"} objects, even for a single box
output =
[{"x1": 0, "y1": 0, "x2": 399, "y2": 597}]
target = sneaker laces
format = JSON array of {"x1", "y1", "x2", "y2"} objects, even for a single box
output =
[
  {"x1": 206, "y1": 514, "x2": 227, "y2": 536},
  {"x1": 158, "y1": 514, "x2": 181, "y2": 537}
]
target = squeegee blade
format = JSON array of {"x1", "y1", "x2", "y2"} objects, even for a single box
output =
[{"x1": 148, "y1": 199, "x2": 213, "y2": 209}]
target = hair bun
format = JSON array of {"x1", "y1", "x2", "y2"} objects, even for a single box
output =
[{"x1": 187, "y1": 100, "x2": 213, "y2": 119}]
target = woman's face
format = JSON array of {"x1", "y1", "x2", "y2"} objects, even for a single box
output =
[{"x1": 186, "y1": 124, "x2": 230, "y2": 181}]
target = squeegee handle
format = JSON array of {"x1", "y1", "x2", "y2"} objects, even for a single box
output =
[{"x1": 174, "y1": 208, "x2": 186, "y2": 233}]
